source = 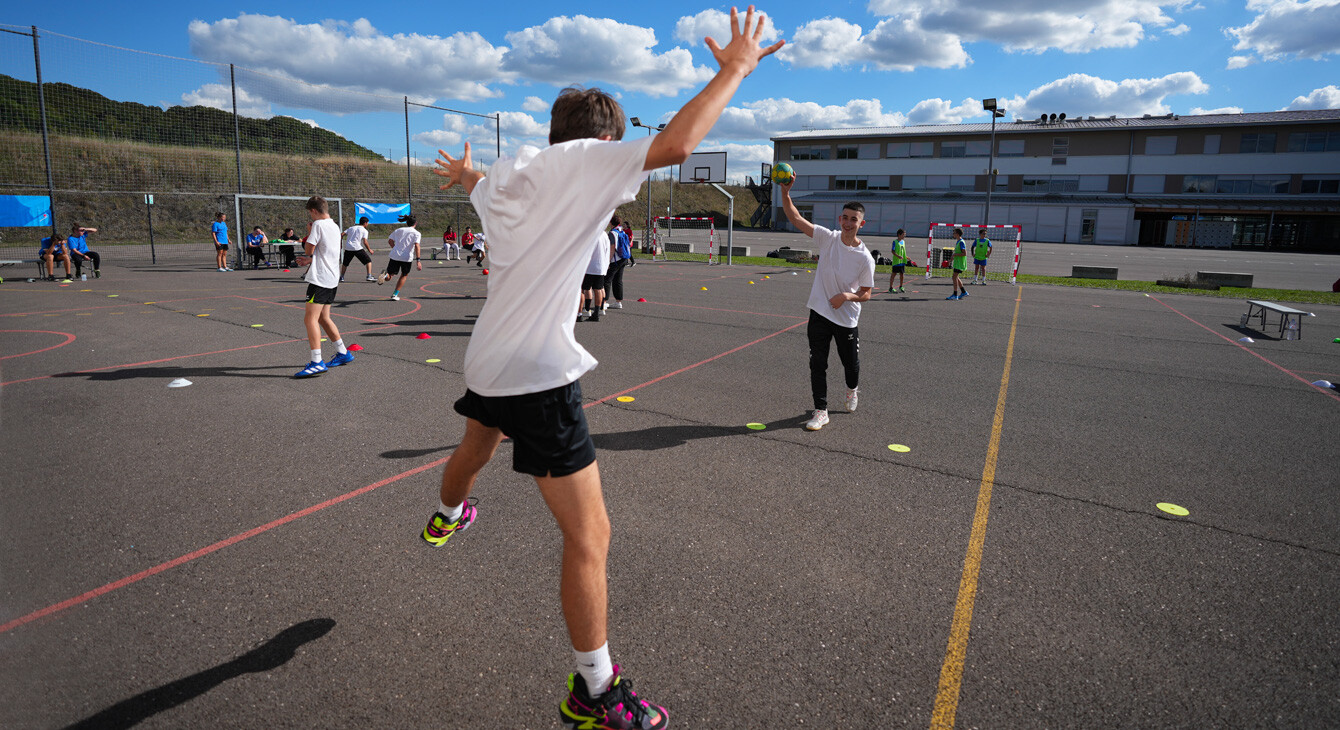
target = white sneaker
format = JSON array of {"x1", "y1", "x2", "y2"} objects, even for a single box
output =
[
  {"x1": 366, "y1": 275, "x2": 377, "y2": 281},
  {"x1": 224, "y1": 267, "x2": 234, "y2": 271},
  {"x1": 602, "y1": 303, "x2": 609, "y2": 314},
  {"x1": 845, "y1": 387, "x2": 859, "y2": 412},
  {"x1": 610, "y1": 301, "x2": 623, "y2": 309},
  {"x1": 804, "y1": 409, "x2": 830, "y2": 431},
  {"x1": 391, "y1": 293, "x2": 400, "y2": 301},
  {"x1": 377, "y1": 272, "x2": 390, "y2": 285},
  {"x1": 217, "y1": 267, "x2": 226, "y2": 272}
]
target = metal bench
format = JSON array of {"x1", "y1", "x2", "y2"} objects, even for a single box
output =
[
  {"x1": 0, "y1": 258, "x2": 47, "y2": 278},
  {"x1": 1243, "y1": 300, "x2": 1313, "y2": 340}
]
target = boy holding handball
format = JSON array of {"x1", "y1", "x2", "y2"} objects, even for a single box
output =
[{"x1": 426, "y1": 8, "x2": 782, "y2": 728}]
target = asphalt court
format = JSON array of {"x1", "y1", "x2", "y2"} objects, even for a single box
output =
[{"x1": 2, "y1": 256, "x2": 1338, "y2": 728}]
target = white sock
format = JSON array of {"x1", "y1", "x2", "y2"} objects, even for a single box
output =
[
  {"x1": 334, "y1": 339, "x2": 348, "y2": 355},
  {"x1": 575, "y1": 643, "x2": 614, "y2": 696},
  {"x1": 310, "y1": 348, "x2": 322, "y2": 363},
  {"x1": 440, "y1": 500, "x2": 463, "y2": 521}
]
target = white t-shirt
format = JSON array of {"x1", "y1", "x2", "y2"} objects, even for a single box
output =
[
  {"x1": 388, "y1": 227, "x2": 421, "y2": 262},
  {"x1": 343, "y1": 225, "x2": 368, "y2": 251},
  {"x1": 471, "y1": 233, "x2": 486, "y2": 252},
  {"x1": 465, "y1": 135, "x2": 653, "y2": 396},
  {"x1": 585, "y1": 232, "x2": 611, "y2": 276},
  {"x1": 806, "y1": 224, "x2": 876, "y2": 328},
  {"x1": 305, "y1": 218, "x2": 342, "y2": 289}
]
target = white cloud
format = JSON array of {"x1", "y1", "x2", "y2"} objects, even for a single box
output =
[
  {"x1": 1004, "y1": 72, "x2": 1210, "y2": 119},
  {"x1": 180, "y1": 83, "x2": 271, "y2": 118},
  {"x1": 1226, "y1": 55, "x2": 1256, "y2": 69},
  {"x1": 674, "y1": 9, "x2": 781, "y2": 46},
  {"x1": 778, "y1": 17, "x2": 970, "y2": 70},
  {"x1": 413, "y1": 110, "x2": 549, "y2": 165},
  {"x1": 1189, "y1": 106, "x2": 1244, "y2": 115},
  {"x1": 864, "y1": 0, "x2": 1187, "y2": 54},
  {"x1": 1282, "y1": 85, "x2": 1340, "y2": 110},
  {"x1": 1165, "y1": 23, "x2": 1191, "y2": 35},
  {"x1": 503, "y1": 15, "x2": 713, "y2": 97},
  {"x1": 701, "y1": 97, "x2": 908, "y2": 140},
  {"x1": 522, "y1": 96, "x2": 550, "y2": 113},
  {"x1": 906, "y1": 97, "x2": 984, "y2": 125},
  {"x1": 188, "y1": 14, "x2": 509, "y2": 108},
  {"x1": 1227, "y1": 0, "x2": 1340, "y2": 63}
]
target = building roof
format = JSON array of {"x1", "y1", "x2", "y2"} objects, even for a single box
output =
[
  {"x1": 770, "y1": 109, "x2": 1340, "y2": 141},
  {"x1": 789, "y1": 190, "x2": 1340, "y2": 212}
]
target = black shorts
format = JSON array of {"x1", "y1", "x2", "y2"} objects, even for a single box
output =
[
  {"x1": 305, "y1": 283, "x2": 338, "y2": 305},
  {"x1": 454, "y1": 382, "x2": 596, "y2": 478},
  {"x1": 953, "y1": 267, "x2": 965, "y2": 274},
  {"x1": 215, "y1": 243, "x2": 228, "y2": 251},
  {"x1": 343, "y1": 248, "x2": 372, "y2": 266},
  {"x1": 891, "y1": 264, "x2": 905, "y2": 272},
  {"x1": 582, "y1": 273, "x2": 605, "y2": 290},
  {"x1": 386, "y1": 258, "x2": 412, "y2": 276}
]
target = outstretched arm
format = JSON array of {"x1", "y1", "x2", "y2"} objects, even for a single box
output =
[
  {"x1": 434, "y1": 142, "x2": 485, "y2": 195},
  {"x1": 646, "y1": 6, "x2": 784, "y2": 171},
  {"x1": 777, "y1": 180, "x2": 816, "y2": 238}
]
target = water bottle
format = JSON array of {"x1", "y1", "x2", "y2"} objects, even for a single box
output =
[
  {"x1": 1239, "y1": 313, "x2": 1248, "y2": 326},
  {"x1": 81, "y1": 273, "x2": 87, "y2": 281},
  {"x1": 1285, "y1": 318, "x2": 1298, "y2": 340}
]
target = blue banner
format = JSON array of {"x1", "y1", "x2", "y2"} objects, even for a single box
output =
[
  {"x1": 355, "y1": 202, "x2": 410, "y2": 225},
  {"x1": 0, "y1": 196, "x2": 53, "y2": 227}
]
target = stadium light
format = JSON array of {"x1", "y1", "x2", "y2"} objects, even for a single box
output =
[
  {"x1": 983, "y1": 99, "x2": 1006, "y2": 227},
  {"x1": 631, "y1": 117, "x2": 668, "y2": 248}
]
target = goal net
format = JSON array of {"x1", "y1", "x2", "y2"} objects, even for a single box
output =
[
  {"x1": 925, "y1": 223, "x2": 1021, "y2": 284},
  {"x1": 650, "y1": 216, "x2": 716, "y2": 263}
]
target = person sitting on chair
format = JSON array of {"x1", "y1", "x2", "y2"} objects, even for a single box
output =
[
  {"x1": 276, "y1": 227, "x2": 301, "y2": 268},
  {"x1": 38, "y1": 235, "x2": 72, "y2": 281},
  {"x1": 245, "y1": 226, "x2": 270, "y2": 268}
]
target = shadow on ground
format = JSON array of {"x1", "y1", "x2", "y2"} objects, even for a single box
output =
[
  {"x1": 593, "y1": 413, "x2": 810, "y2": 451},
  {"x1": 54, "y1": 365, "x2": 298, "y2": 381}
]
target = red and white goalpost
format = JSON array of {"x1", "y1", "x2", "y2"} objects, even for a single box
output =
[
  {"x1": 650, "y1": 216, "x2": 716, "y2": 263},
  {"x1": 925, "y1": 223, "x2": 1022, "y2": 284}
]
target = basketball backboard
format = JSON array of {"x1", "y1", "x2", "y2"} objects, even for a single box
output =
[{"x1": 679, "y1": 151, "x2": 726, "y2": 184}]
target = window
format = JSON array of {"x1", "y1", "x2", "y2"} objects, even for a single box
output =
[
  {"x1": 888, "y1": 142, "x2": 909, "y2": 158},
  {"x1": 793, "y1": 205, "x2": 814, "y2": 223},
  {"x1": 1020, "y1": 176, "x2": 1078, "y2": 193},
  {"x1": 910, "y1": 141, "x2": 934, "y2": 158},
  {"x1": 836, "y1": 145, "x2": 858, "y2": 159},
  {"x1": 997, "y1": 139, "x2": 1025, "y2": 157},
  {"x1": 887, "y1": 141, "x2": 933, "y2": 158},
  {"x1": 926, "y1": 175, "x2": 951, "y2": 189},
  {"x1": 1022, "y1": 176, "x2": 1050, "y2": 193},
  {"x1": 1131, "y1": 175, "x2": 1164, "y2": 194},
  {"x1": 1216, "y1": 176, "x2": 1251, "y2": 194},
  {"x1": 950, "y1": 175, "x2": 976, "y2": 191},
  {"x1": 790, "y1": 145, "x2": 831, "y2": 160},
  {"x1": 1052, "y1": 137, "x2": 1069, "y2": 156},
  {"x1": 1252, "y1": 177, "x2": 1290, "y2": 194},
  {"x1": 1051, "y1": 157, "x2": 1068, "y2": 166},
  {"x1": 1287, "y1": 132, "x2": 1340, "y2": 153},
  {"x1": 1183, "y1": 175, "x2": 1216, "y2": 193},
  {"x1": 834, "y1": 176, "x2": 868, "y2": 190},
  {"x1": 965, "y1": 140, "x2": 991, "y2": 157},
  {"x1": 867, "y1": 175, "x2": 890, "y2": 190},
  {"x1": 1204, "y1": 135, "x2": 1220, "y2": 154},
  {"x1": 1079, "y1": 175, "x2": 1109, "y2": 192},
  {"x1": 1301, "y1": 177, "x2": 1340, "y2": 194},
  {"x1": 1238, "y1": 133, "x2": 1276, "y2": 153},
  {"x1": 795, "y1": 175, "x2": 826, "y2": 191},
  {"x1": 901, "y1": 175, "x2": 926, "y2": 190},
  {"x1": 858, "y1": 143, "x2": 881, "y2": 159},
  {"x1": 1145, "y1": 136, "x2": 1177, "y2": 155},
  {"x1": 941, "y1": 141, "x2": 966, "y2": 158}
]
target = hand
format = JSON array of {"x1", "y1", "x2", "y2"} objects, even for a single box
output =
[
  {"x1": 704, "y1": 6, "x2": 786, "y2": 77},
  {"x1": 434, "y1": 143, "x2": 473, "y2": 190},
  {"x1": 829, "y1": 292, "x2": 847, "y2": 309},
  {"x1": 416, "y1": 262, "x2": 422, "y2": 271},
  {"x1": 296, "y1": 255, "x2": 312, "y2": 267},
  {"x1": 778, "y1": 179, "x2": 793, "y2": 195}
]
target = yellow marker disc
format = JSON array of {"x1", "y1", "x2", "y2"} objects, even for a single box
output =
[
  {"x1": 145, "y1": 301, "x2": 156, "y2": 304},
  {"x1": 251, "y1": 324, "x2": 264, "y2": 327},
  {"x1": 763, "y1": 275, "x2": 770, "y2": 279},
  {"x1": 888, "y1": 444, "x2": 911, "y2": 453},
  {"x1": 746, "y1": 423, "x2": 766, "y2": 430},
  {"x1": 76, "y1": 313, "x2": 91, "y2": 316},
  {"x1": 701, "y1": 287, "x2": 707, "y2": 290},
  {"x1": 426, "y1": 358, "x2": 441, "y2": 363},
  {"x1": 81, "y1": 289, "x2": 92, "y2": 292},
  {"x1": 749, "y1": 281, "x2": 755, "y2": 284},
  {"x1": 197, "y1": 313, "x2": 209, "y2": 317},
  {"x1": 1157, "y1": 502, "x2": 1189, "y2": 516},
  {"x1": 616, "y1": 396, "x2": 635, "y2": 402},
  {"x1": 107, "y1": 294, "x2": 118, "y2": 297}
]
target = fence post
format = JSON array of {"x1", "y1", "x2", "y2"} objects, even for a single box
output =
[
  {"x1": 31, "y1": 26, "x2": 57, "y2": 237},
  {"x1": 231, "y1": 64, "x2": 244, "y2": 268},
  {"x1": 404, "y1": 96, "x2": 412, "y2": 207}
]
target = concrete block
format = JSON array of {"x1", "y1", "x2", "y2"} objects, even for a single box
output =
[
  {"x1": 1072, "y1": 265, "x2": 1118, "y2": 280},
  {"x1": 1197, "y1": 271, "x2": 1253, "y2": 288}
]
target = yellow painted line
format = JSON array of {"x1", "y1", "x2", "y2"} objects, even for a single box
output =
[{"x1": 930, "y1": 286, "x2": 1023, "y2": 730}]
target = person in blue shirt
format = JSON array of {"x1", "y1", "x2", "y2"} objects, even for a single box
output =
[
  {"x1": 211, "y1": 212, "x2": 232, "y2": 272},
  {"x1": 244, "y1": 226, "x2": 270, "y2": 269},
  {"x1": 38, "y1": 235, "x2": 71, "y2": 281},
  {"x1": 603, "y1": 215, "x2": 632, "y2": 310},
  {"x1": 66, "y1": 224, "x2": 101, "y2": 278}
]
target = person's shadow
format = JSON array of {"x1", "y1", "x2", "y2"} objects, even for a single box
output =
[
  {"x1": 54, "y1": 365, "x2": 297, "y2": 381},
  {"x1": 63, "y1": 618, "x2": 336, "y2": 730},
  {"x1": 592, "y1": 413, "x2": 810, "y2": 451}
]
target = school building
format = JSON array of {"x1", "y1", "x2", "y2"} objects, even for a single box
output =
[{"x1": 771, "y1": 109, "x2": 1340, "y2": 252}]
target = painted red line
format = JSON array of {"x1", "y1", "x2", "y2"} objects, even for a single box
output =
[
  {"x1": 0, "y1": 324, "x2": 396, "y2": 387},
  {"x1": 0, "y1": 455, "x2": 452, "y2": 636},
  {"x1": 0, "y1": 330, "x2": 76, "y2": 360},
  {"x1": 1149, "y1": 295, "x2": 1340, "y2": 402},
  {"x1": 230, "y1": 295, "x2": 422, "y2": 323},
  {"x1": 588, "y1": 320, "x2": 806, "y2": 406},
  {"x1": 1, "y1": 317, "x2": 801, "y2": 633},
  {"x1": 641, "y1": 300, "x2": 807, "y2": 321}
]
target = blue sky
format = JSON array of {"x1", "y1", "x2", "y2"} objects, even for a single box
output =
[{"x1": 4, "y1": 1, "x2": 1338, "y2": 182}]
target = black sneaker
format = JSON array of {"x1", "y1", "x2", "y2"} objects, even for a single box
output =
[{"x1": 560, "y1": 665, "x2": 667, "y2": 730}]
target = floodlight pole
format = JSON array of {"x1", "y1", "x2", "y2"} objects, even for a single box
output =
[
  {"x1": 631, "y1": 118, "x2": 665, "y2": 250},
  {"x1": 982, "y1": 99, "x2": 1005, "y2": 228},
  {"x1": 26, "y1": 26, "x2": 57, "y2": 237}
]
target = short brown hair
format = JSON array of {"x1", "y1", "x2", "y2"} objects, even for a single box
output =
[
  {"x1": 306, "y1": 196, "x2": 328, "y2": 214},
  {"x1": 549, "y1": 87, "x2": 625, "y2": 145}
]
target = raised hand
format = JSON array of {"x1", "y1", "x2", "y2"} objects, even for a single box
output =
[
  {"x1": 433, "y1": 142, "x2": 474, "y2": 190},
  {"x1": 704, "y1": 6, "x2": 785, "y2": 77}
]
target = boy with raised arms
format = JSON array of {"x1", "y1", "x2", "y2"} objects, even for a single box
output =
[{"x1": 427, "y1": 8, "x2": 782, "y2": 728}]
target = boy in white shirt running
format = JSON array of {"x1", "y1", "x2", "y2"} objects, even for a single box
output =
[
  {"x1": 779, "y1": 182, "x2": 875, "y2": 431},
  {"x1": 293, "y1": 196, "x2": 353, "y2": 377},
  {"x1": 377, "y1": 215, "x2": 422, "y2": 301},
  {"x1": 425, "y1": 8, "x2": 782, "y2": 728},
  {"x1": 340, "y1": 216, "x2": 377, "y2": 282}
]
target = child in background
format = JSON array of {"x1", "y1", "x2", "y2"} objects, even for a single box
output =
[
  {"x1": 293, "y1": 196, "x2": 352, "y2": 378},
  {"x1": 886, "y1": 228, "x2": 916, "y2": 293},
  {"x1": 970, "y1": 228, "x2": 992, "y2": 285},
  {"x1": 947, "y1": 228, "x2": 968, "y2": 300},
  {"x1": 377, "y1": 214, "x2": 422, "y2": 301}
]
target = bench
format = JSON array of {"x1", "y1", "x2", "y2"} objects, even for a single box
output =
[
  {"x1": 0, "y1": 258, "x2": 48, "y2": 278},
  {"x1": 1243, "y1": 300, "x2": 1313, "y2": 340},
  {"x1": 1072, "y1": 265, "x2": 1118, "y2": 280},
  {"x1": 1198, "y1": 271, "x2": 1253, "y2": 288}
]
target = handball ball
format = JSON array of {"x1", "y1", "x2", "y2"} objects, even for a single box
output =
[{"x1": 771, "y1": 162, "x2": 795, "y2": 185}]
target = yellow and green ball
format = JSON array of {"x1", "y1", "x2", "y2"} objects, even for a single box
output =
[{"x1": 771, "y1": 162, "x2": 795, "y2": 185}]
